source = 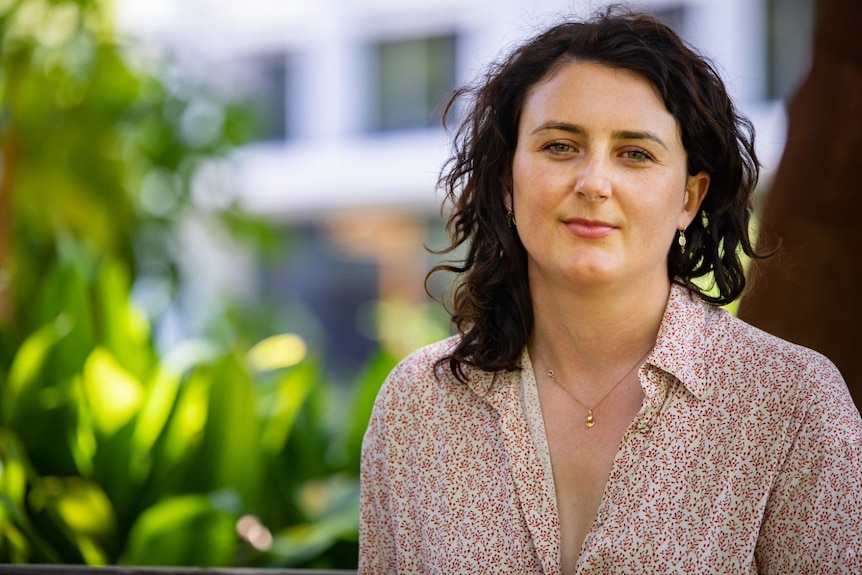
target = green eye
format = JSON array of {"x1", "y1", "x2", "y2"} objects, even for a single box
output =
[
  {"x1": 625, "y1": 149, "x2": 652, "y2": 161},
  {"x1": 546, "y1": 143, "x2": 573, "y2": 153}
]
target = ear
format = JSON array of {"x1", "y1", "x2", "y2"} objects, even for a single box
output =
[
  {"x1": 679, "y1": 171, "x2": 709, "y2": 228},
  {"x1": 502, "y1": 165, "x2": 515, "y2": 211}
]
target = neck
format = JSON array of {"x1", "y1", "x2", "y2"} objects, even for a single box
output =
[{"x1": 528, "y1": 276, "x2": 669, "y2": 378}]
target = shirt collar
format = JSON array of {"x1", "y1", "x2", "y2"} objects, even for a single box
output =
[
  {"x1": 647, "y1": 283, "x2": 713, "y2": 400},
  {"x1": 463, "y1": 284, "x2": 715, "y2": 401}
]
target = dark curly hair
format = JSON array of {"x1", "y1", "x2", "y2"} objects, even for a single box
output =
[{"x1": 428, "y1": 6, "x2": 768, "y2": 381}]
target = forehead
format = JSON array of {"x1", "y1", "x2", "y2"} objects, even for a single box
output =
[{"x1": 520, "y1": 60, "x2": 680, "y2": 139}]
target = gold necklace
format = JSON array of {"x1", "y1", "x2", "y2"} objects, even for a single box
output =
[{"x1": 546, "y1": 348, "x2": 652, "y2": 429}]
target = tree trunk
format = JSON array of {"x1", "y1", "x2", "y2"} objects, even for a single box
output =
[{"x1": 738, "y1": 0, "x2": 862, "y2": 407}]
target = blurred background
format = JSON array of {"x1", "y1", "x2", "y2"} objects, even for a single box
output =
[{"x1": 0, "y1": 0, "x2": 817, "y2": 569}]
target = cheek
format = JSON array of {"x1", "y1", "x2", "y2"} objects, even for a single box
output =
[
  {"x1": 512, "y1": 178, "x2": 555, "y2": 223},
  {"x1": 636, "y1": 173, "x2": 689, "y2": 210},
  {"x1": 511, "y1": 152, "x2": 529, "y2": 191},
  {"x1": 512, "y1": 154, "x2": 565, "y2": 202},
  {"x1": 510, "y1": 155, "x2": 539, "y2": 212}
]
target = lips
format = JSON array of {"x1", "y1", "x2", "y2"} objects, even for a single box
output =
[{"x1": 563, "y1": 218, "x2": 616, "y2": 239}]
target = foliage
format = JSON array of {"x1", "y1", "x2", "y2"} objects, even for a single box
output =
[
  {"x1": 0, "y1": 244, "x2": 399, "y2": 567},
  {"x1": 0, "y1": 0, "x2": 405, "y2": 568}
]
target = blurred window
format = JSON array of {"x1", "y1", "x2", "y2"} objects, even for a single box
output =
[
  {"x1": 247, "y1": 52, "x2": 290, "y2": 141},
  {"x1": 766, "y1": 0, "x2": 816, "y2": 100},
  {"x1": 369, "y1": 33, "x2": 458, "y2": 132}
]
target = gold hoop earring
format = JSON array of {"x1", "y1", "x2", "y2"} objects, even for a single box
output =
[{"x1": 506, "y1": 210, "x2": 516, "y2": 228}]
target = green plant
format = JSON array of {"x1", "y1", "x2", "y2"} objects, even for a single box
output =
[
  {"x1": 0, "y1": 0, "x2": 409, "y2": 568},
  {"x1": 0, "y1": 242, "x2": 400, "y2": 567}
]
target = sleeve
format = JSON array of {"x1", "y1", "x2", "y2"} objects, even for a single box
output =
[
  {"x1": 358, "y1": 388, "x2": 398, "y2": 574},
  {"x1": 756, "y1": 362, "x2": 862, "y2": 573}
]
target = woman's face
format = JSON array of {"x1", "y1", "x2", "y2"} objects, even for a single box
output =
[{"x1": 508, "y1": 60, "x2": 708, "y2": 292}]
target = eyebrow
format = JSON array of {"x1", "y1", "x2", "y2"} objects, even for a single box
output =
[{"x1": 530, "y1": 121, "x2": 668, "y2": 150}]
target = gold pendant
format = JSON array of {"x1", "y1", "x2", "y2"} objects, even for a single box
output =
[{"x1": 585, "y1": 410, "x2": 595, "y2": 428}]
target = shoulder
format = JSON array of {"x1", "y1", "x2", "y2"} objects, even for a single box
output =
[
  {"x1": 365, "y1": 336, "x2": 505, "y2": 457},
  {"x1": 709, "y1": 309, "x2": 861, "y2": 444},
  {"x1": 380, "y1": 335, "x2": 461, "y2": 392},
  {"x1": 715, "y1": 309, "x2": 843, "y2": 386},
  {"x1": 661, "y1": 287, "x2": 843, "y2": 401},
  {"x1": 373, "y1": 335, "x2": 489, "y2": 412},
  {"x1": 670, "y1": 286, "x2": 837, "y2": 382}
]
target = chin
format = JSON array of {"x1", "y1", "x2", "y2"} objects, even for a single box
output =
[{"x1": 564, "y1": 265, "x2": 619, "y2": 285}]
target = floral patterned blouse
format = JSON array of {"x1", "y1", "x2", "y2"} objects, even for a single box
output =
[{"x1": 359, "y1": 285, "x2": 862, "y2": 574}]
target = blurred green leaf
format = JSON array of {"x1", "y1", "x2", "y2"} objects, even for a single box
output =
[
  {"x1": 34, "y1": 476, "x2": 115, "y2": 541},
  {"x1": 269, "y1": 475, "x2": 359, "y2": 566},
  {"x1": 0, "y1": 517, "x2": 31, "y2": 563},
  {"x1": 131, "y1": 341, "x2": 222, "y2": 479},
  {"x1": 94, "y1": 258, "x2": 153, "y2": 378},
  {"x1": 21, "y1": 478, "x2": 105, "y2": 565},
  {"x1": 259, "y1": 361, "x2": 316, "y2": 455},
  {"x1": 192, "y1": 353, "x2": 262, "y2": 508},
  {"x1": 3, "y1": 314, "x2": 72, "y2": 426},
  {"x1": 82, "y1": 347, "x2": 143, "y2": 436},
  {"x1": 128, "y1": 366, "x2": 180, "y2": 477},
  {"x1": 0, "y1": 445, "x2": 27, "y2": 509},
  {"x1": 1, "y1": 431, "x2": 84, "y2": 563},
  {"x1": 69, "y1": 374, "x2": 97, "y2": 478},
  {"x1": 121, "y1": 493, "x2": 238, "y2": 567},
  {"x1": 157, "y1": 367, "x2": 210, "y2": 467}
]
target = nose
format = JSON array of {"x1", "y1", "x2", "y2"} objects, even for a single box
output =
[{"x1": 574, "y1": 155, "x2": 612, "y2": 201}]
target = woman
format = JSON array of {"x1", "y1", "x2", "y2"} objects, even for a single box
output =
[{"x1": 359, "y1": 7, "x2": 862, "y2": 574}]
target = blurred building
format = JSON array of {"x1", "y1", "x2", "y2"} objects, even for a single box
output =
[{"x1": 115, "y1": 0, "x2": 817, "y2": 377}]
